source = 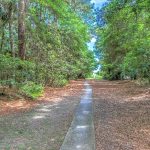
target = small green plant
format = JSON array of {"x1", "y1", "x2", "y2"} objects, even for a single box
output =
[
  {"x1": 136, "y1": 78, "x2": 150, "y2": 86},
  {"x1": 95, "y1": 74, "x2": 103, "y2": 80},
  {"x1": 53, "y1": 79, "x2": 68, "y2": 87},
  {"x1": 20, "y1": 81, "x2": 44, "y2": 99}
]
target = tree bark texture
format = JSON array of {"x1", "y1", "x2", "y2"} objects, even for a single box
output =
[{"x1": 18, "y1": 0, "x2": 26, "y2": 60}]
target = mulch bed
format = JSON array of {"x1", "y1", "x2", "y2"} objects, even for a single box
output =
[{"x1": 90, "y1": 80, "x2": 150, "y2": 150}]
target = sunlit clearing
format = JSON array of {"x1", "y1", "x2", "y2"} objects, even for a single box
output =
[
  {"x1": 38, "y1": 108, "x2": 51, "y2": 112},
  {"x1": 76, "y1": 125, "x2": 88, "y2": 129},
  {"x1": 43, "y1": 103, "x2": 58, "y2": 108},
  {"x1": 32, "y1": 115, "x2": 45, "y2": 119}
]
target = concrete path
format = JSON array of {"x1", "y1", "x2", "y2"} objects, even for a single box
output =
[{"x1": 60, "y1": 82, "x2": 95, "y2": 150}]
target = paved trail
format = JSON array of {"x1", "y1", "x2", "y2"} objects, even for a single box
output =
[{"x1": 60, "y1": 82, "x2": 95, "y2": 150}]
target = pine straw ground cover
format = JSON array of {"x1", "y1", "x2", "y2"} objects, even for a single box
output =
[
  {"x1": 0, "y1": 80, "x2": 84, "y2": 115},
  {"x1": 0, "y1": 80, "x2": 84, "y2": 150},
  {"x1": 90, "y1": 80, "x2": 150, "y2": 150},
  {"x1": 0, "y1": 80, "x2": 150, "y2": 150}
]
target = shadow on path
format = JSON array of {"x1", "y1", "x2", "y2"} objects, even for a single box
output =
[{"x1": 0, "y1": 81, "x2": 84, "y2": 150}]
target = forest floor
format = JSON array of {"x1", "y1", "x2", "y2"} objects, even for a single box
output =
[
  {"x1": 0, "y1": 80, "x2": 150, "y2": 150},
  {"x1": 0, "y1": 80, "x2": 84, "y2": 150},
  {"x1": 90, "y1": 80, "x2": 150, "y2": 150},
  {"x1": 0, "y1": 81, "x2": 84, "y2": 115}
]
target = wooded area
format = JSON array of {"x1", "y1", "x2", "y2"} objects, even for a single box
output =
[
  {"x1": 95, "y1": 0, "x2": 150, "y2": 82},
  {"x1": 0, "y1": 0, "x2": 150, "y2": 99},
  {"x1": 0, "y1": 0, "x2": 96, "y2": 98},
  {"x1": 0, "y1": 1, "x2": 150, "y2": 149}
]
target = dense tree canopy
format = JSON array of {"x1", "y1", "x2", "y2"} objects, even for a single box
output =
[
  {"x1": 0, "y1": 0, "x2": 96, "y2": 98},
  {"x1": 95, "y1": 0, "x2": 150, "y2": 82},
  {"x1": 0, "y1": 0, "x2": 149, "y2": 98}
]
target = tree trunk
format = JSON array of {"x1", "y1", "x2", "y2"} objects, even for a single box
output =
[
  {"x1": 8, "y1": 2, "x2": 14, "y2": 55},
  {"x1": 1, "y1": 25, "x2": 5, "y2": 51},
  {"x1": 18, "y1": 0, "x2": 26, "y2": 60}
]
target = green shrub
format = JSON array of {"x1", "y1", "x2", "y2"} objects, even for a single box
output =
[
  {"x1": 0, "y1": 54, "x2": 36, "y2": 87},
  {"x1": 53, "y1": 79, "x2": 68, "y2": 87},
  {"x1": 20, "y1": 81, "x2": 44, "y2": 99},
  {"x1": 135, "y1": 78, "x2": 150, "y2": 86},
  {"x1": 95, "y1": 74, "x2": 103, "y2": 80}
]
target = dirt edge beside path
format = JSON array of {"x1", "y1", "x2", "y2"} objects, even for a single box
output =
[
  {"x1": 0, "y1": 80, "x2": 84, "y2": 115},
  {"x1": 0, "y1": 80, "x2": 84, "y2": 150}
]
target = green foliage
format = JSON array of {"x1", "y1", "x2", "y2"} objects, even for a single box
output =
[
  {"x1": 136, "y1": 78, "x2": 150, "y2": 86},
  {"x1": 96, "y1": 0, "x2": 150, "y2": 83},
  {"x1": 20, "y1": 81, "x2": 44, "y2": 99},
  {"x1": 0, "y1": 54, "x2": 36, "y2": 86},
  {"x1": 53, "y1": 79, "x2": 68, "y2": 87},
  {"x1": 0, "y1": 0, "x2": 96, "y2": 98}
]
